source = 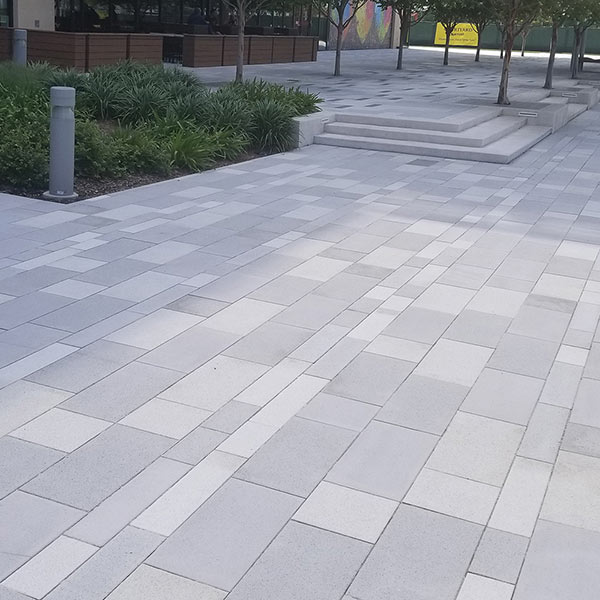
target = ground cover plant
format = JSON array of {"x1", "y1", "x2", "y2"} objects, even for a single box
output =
[{"x1": 0, "y1": 61, "x2": 322, "y2": 199}]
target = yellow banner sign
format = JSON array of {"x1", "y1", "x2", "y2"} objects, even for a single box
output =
[{"x1": 434, "y1": 23, "x2": 478, "y2": 47}]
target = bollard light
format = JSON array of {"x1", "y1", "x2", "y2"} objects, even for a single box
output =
[
  {"x1": 13, "y1": 29, "x2": 27, "y2": 65},
  {"x1": 43, "y1": 87, "x2": 79, "y2": 203}
]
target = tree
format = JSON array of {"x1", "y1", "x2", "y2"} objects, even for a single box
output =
[
  {"x1": 496, "y1": 0, "x2": 542, "y2": 104},
  {"x1": 520, "y1": 22, "x2": 530, "y2": 55},
  {"x1": 223, "y1": 0, "x2": 274, "y2": 82},
  {"x1": 312, "y1": 0, "x2": 369, "y2": 75},
  {"x1": 542, "y1": 0, "x2": 568, "y2": 88},
  {"x1": 464, "y1": 0, "x2": 494, "y2": 61},
  {"x1": 430, "y1": 0, "x2": 467, "y2": 66},
  {"x1": 567, "y1": 0, "x2": 600, "y2": 79},
  {"x1": 375, "y1": 1, "x2": 428, "y2": 69}
]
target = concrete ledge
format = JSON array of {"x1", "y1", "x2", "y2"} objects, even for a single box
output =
[
  {"x1": 501, "y1": 103, "x2": 568, "y2": 132},
  {"x1": 551, "y1": 86, "x2": 599, "y2": 108},
  {"x1": 292, "y1": 112, "x2": 333, "y2": 147}
]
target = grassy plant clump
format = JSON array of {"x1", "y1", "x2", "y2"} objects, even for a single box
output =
[{"x1": 0, "y1": 61, "x2": 322, "y2": 195}]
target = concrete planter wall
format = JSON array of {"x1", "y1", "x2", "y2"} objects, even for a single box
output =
[{"x1": 182, "y1": 35, "x2": 318, "y2": 68}]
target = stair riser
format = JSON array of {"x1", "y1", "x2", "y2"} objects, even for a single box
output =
[
  {"x1": 314, "y1": 128, "x2": 551, "y2": 164},
  {"x1": 324, "y1": 121, "x2": 524, "y2": 148}
]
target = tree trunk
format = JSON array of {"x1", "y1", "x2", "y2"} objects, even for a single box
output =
[
  {"x1": 235, "y1": 9, "x2": 246, "y2": 82},
  {"x1": 397, "y1": 14, "x2": 408, "y2": 70},
  {"x1": 571, "y1": 27, "x2": 581, "y2": 79},
  {"x1": 521, "y1": 32, "x2": 527, "y2": 56},
  {"x1": 544, "y1": 22, "x2": 558, "y2": 89},
  {"x1": 497, "y1": 34, "x2": 514, "y2": 104},
  {"x1": 500, "y1": 30, "x2": 505, "y2": 58},
  {"x1": 334, "y1": 21, "x2": 343, "y2": 76},
  {"x1": 579, "y1": 28, "x2": 587, "y2": 72},
  {"x1": 443, "y1": 28, "x2": 451, "y2": 65},
  {"x1": 475, "y1": 30, "x2": 481, "y2": 61}
]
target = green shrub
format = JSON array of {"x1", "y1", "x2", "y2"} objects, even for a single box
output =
[
  {"x1": 0, "y1": 62, "x2": 320, "y2": 195},
  {"x1": 249, "y1": 98, "x2": 295, "y2": 153}
]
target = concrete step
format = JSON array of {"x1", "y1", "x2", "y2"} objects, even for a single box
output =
[
  {"x1": 567, "y1": 103, "x2": 588, "y2": 120},
  {"x1": 314, "y1": 125, "x2": 552, "y2": 164},
  {"x1": 334, "y1": 106, "x2": 501, "y2": 133},
  {"x1": 323, "y1": 116, "x2": 525, "y2": 148},
  {"x1": 541, "y1": 96, "x2": 570, "y2": 105}
]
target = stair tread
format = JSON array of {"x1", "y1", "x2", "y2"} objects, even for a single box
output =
[
  {"x1": 334, "y1": 106, "x2": 501, "y2": 132},
  {"x1": 325, "y1": 116, "x2": 525, "y2": 143}
]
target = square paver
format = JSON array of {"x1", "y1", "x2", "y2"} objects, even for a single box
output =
[
  {"x1": 541, "y1": 450, "x2": 600, "y2": 533},
  {"x1": 414, "y1": 339, "x2": 493, "y2": 387},
  {"x1": 293, "y1": 481, "x2": 398, "y2": 542},
  {"x1": 488, "y1": 334, "x2": 559, "y2": 379},
  {"x1": 236, "y1": 417, "x2": 356, "y2": 497},
  {"x1": 405, "y1": 468, "x2": 499, "y2": 524},
  {"x1": 461, "y1": 368, "x2": 543, "y2": 425},
  {"x1": 327, "y1": 420, "x2": 438, "y2": 500},
  {"x1": 227, "y1": 521, "x2": 370, "y2": 600},
  {"x1": 349, "y1": 504, "x2": 482, "y2": 600},
  {"x1": 513, "y1": 520, "x2": 600, "y2": 600},
  {"x1": 470, "y1": 528, "x2": 529, "y2": 584},
  {"x1": 426, "y1": 411, "x2": 524, "y2": 486},
  {"x1": 456, "y1": 574, "x2": 514, "y2": 600},
  {"x1": 324, "y1": 352, "x2": 414, "y2": 406},
  {"x1": 377, "y1": 374, "x2": 469, "y2": 435}
]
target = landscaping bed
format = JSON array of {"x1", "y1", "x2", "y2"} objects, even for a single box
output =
[{"x1": 0, "y1": 61, "x2": 321, "y2": 200}]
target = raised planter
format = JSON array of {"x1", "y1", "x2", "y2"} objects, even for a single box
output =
[
  {"x1": 293, "y1": 36, "x2": 317, "y2": 62},
  {"x1": 28, "y1": 30, "x2": 87, "y2": 70},
  {"x1": 182, "y1": 34, "x2": 318, "y2": 67},
  {"x1": 86, "y1": 33, "x2": 128, "y2": 69},
  {"x1": 272, "y1": 36, "x2": 294, "y2": 63},
  {"x1": 0, "y1": 27, "x2": 11, "y2": 61},
  {"x1": 248, "y1": 35, "x2": 273, "y2": 64},
  {"x1": 183, "y1": 34, "x2": 223, "y2": 67},
  {"x1": 222, "y1": 35, "x2": 250, "y2": 66},
  {"x1": 127, "y1": 34, "x2": 163, "y2": 64}
]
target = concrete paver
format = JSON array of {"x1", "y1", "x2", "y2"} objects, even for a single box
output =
[{"x1": 2, "y1": 46, "x2": 600, "y2": 598}]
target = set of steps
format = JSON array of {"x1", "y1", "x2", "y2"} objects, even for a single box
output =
[
  {"x1": 314, "y1": 87, "x2": 596, "y2": 163},
  {"x1": 314, "y1": 108, "x2": 552, "y2": 164}
]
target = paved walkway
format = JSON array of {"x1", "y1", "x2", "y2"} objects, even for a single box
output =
[{"x1": 2, "y1": 48, "x2": 600, "y2": 600}]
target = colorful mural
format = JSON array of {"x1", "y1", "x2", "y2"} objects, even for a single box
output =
[{"x1": 329, "y1": 1, "x2": 394, "y2": 50}]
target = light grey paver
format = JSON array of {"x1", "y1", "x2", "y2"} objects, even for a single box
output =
[
  {"x1": 376, "y1": 374, "x2": 469, "y2": 435},
  {"x1": 513, "y1": 520, "x2": 600, "y2": 600},
  {"x1": 106, "y1": 565, "x2": 226, "y2": 600},
  {"x1": 68, "y1": 457, "x2": 191, "y2": 546},
  {"x1": 349, "y1": 504, "x2": 482, "y2": 600},
  {"x1": 0, "y1": 437, "x2": 64, "y2": 498},
  {"x1": 60, "y1": 361, "x2": 182, "y2": 421},
  {"x1": 324, "y1": 352, "x2": 414, "y2": 406},
  {"x1": 227, "y1": 521, "x2": 370, "y2": 600},
  {"x1": 44, "y1": 526, "x2": 163, "y2": 600},
  {"x1": 461, "y1": 368, "x2": 544, "y2": 425},
  {"x1": 148, "y1": 478, "x2": 301, "y2": 590},
  {"x1": 327, "y1": 420, "x2": 437, "y2": 500},
  {"x1": 470, "y1": 528, "x2": 529, "y2": 584},
  {"x1": 0, "y1": 491, "x2": 84, "y2": 579},
  {"x1": 236, "y1": 417, "x2": 356, "y2": 497},
  {"x1": 23, "y1": 425, "x2": 173, "y2": 510}
]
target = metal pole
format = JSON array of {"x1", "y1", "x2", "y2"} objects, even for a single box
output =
[
  {"x1": 12, "y1": 29, "x2": 27, "y2": 65},
  {"x1": 43, "y1": 87, "x2": 79, "y2": 203}
]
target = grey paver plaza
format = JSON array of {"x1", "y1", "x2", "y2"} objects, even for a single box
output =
[{"x1": 3, "y1": 46, "x2": 600, "y2": 598}]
